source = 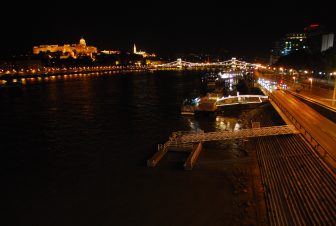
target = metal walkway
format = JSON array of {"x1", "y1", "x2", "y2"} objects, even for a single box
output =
[
  {"x1": 147, "y1": 125, "x2": 299, "y2": 168},
  {"x1": 169, "y1": 125, "x2": 299, "y2": 144}
]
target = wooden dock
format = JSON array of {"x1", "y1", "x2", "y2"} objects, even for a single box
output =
[
  {"x1": 147, "y1": 141, "x2": 171, "y2": 167},
  {"x1": 184, "y1": 142, "x2": 203, "y2": 170},
  {"x1": 148, "y1": 126, "x2": 298, "y2": 170}
]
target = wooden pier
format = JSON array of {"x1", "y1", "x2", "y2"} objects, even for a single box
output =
[
  {"x1": 184, "y1": 142, "x2": 203, "y2": 170},
  {"x1": 148, "y1": 125, "x2": 298, "y2": 170}
]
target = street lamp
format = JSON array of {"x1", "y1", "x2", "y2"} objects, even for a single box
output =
[
  {"x1": 293, "y1": 76, "x2": 296, "y2": 89},
  {"x1": 309, "y1": 78, "x2": 313, "y2": 92},
  {"x1": 279, "y1": 67, "x2": 284, "y2": 83},
  {"x1": 333, "y1": 75, "x2": 336, "y2": 107}
]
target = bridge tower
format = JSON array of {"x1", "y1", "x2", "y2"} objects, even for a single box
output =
[
  {"x1": 177, "y1": 58, "x2": 182, "y2": 68},
  {"x1": 133, "y1": 44, "x2": 137, "y2": 54},
  {"x1": 231, "y1": 57, "x2": 237, "y2": 69}
]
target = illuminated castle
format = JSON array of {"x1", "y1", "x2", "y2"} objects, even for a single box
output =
[
  {"x1": 33, "y1": 37, "x2": 98, "y2": 59},
  {"x1": 133, "y1": 44, "x2": 156, "y2": 58}
]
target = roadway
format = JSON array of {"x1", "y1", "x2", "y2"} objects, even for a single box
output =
[
  {"x1": 256, "y1": 70, "x2": 336, "y2": 108},
  {"x1": 272, "y1": 89, "x2": 336, "y2": 160}
]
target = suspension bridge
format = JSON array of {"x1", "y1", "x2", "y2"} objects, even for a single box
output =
[{"x1": 154, "y1": 57, "x2": 266, "y2": 69}]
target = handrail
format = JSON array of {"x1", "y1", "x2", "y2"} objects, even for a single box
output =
[{"x1": 265, "y1": 87, "x2": 336, "y2": 172}]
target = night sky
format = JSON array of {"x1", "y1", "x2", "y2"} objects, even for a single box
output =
[{"x1": 1, "y1": 2, "x2": 335, "y2": 59}]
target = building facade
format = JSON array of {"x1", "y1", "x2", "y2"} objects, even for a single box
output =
[
  {"x1": 270, "y1": 24, "x2": 335, "y2": 65},
  {"x1": 33, "y1": 38, "x2": 97, "y2": 59},
  {"x1": 321, "y1": 33, "x2": 335, "y2": 52},
  {"x1": 281, "y1": 33, "x2": 307, "y2": 56}
]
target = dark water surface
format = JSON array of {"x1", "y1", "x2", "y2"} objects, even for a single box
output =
[{"x1": 2, "y1": 70, "x2": 250, "y2": 226}]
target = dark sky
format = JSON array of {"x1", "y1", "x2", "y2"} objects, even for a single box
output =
[{"x1": 1, "y1": 1, "x2": 335, "y2": 59}]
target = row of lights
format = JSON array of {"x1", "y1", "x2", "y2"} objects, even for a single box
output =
[
  {"x1": 0, "y1": 65, "x2": 148, "y2": 75},
  {"x1": 268, "y1": 66, "x2": 336, "y2": 77},
  {"x1": 0, "y1": 69, "x2": 146, "y2": 85}
]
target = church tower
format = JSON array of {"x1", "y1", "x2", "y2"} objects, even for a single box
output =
[
  {"x1": 80, "y1": 37, "x2": 86, "y2": 47},
  {"x1": 133, "y1": 44, "x2": 137, "y2": 54}
]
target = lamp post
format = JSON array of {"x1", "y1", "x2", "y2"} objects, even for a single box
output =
[
  {"x1": 309, "y1": 78, "x2": 313, "y2": 92},
  {"x1": 293, "y1": 76, "x2": 296, "y2": 89},
  {"x1": 279, "y1": 67, "x2": 283, "y2": 84},
  {"x1": 333, "y1": 75, "x2": 336, "y2": 107}
]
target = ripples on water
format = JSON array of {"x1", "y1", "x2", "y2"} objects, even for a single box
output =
[{"x1": 2, "y1": 70, "x2": 247, "y2": 225}]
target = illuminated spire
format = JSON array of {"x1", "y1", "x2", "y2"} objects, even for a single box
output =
[
  {"x1": 79, "y1": 37, "x2": 86, "y2": 46},
  {"x1": 133, "y1": 43, "x2": 136, "y2": 54}
]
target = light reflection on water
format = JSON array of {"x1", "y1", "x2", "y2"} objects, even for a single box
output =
[
  {"x1": 215, "y1": 115, "x2": 241, "y2": 131},
  {"x1": 184, "y1": 114, "x2": 242, "y2": 133}
]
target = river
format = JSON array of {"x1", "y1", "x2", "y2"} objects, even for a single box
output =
[{"x1": 2, "y1": 70, "x2": 273, "y2": 226}]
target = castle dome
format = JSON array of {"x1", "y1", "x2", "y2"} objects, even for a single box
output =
[{"x1": 79, "y1": 37, "x2": 86, "y2": 46}]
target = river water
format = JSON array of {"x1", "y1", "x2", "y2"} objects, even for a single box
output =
[{"x1": 2, "y1": 70, "x2": 266, "y2": 226}]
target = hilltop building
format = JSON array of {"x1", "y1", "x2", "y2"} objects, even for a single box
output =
[
  {"x1": 33, "y1": 37, "x2": 97, "y2": 59},
  {"x1": 133, "y1": 44, "x2": 156, "y2": 58}
]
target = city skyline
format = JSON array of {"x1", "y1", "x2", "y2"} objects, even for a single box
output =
[
  {"x1": 3, "y1": 2, "x2": 336, "y2": 226},
  {"x1": 1, "y1": 4, "x2": 335, "y2": 58}
]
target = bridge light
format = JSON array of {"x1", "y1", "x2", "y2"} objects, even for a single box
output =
[{"x1": 194, "y1": 97, "x2": 200, "y2": 104}]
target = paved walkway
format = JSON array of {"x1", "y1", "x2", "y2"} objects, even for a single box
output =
[{"x1": 286, "y1": 82, "x2": 336, "y2": 111}]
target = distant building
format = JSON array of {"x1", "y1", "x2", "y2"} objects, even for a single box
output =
[
  {"x1": 270, "y1": 24, "x2": 335, "y2": 64},
  {"x1": 270, "y1": 41, "x2": 282, "y2": 65},
  {"x1": 281, "y1": 33, "x2": 307, "y2": 56},
  {"x1": 100, "y1": 50, "x2": 121, "y2": 55},
  {"x1": 321, "y1": 33, "x2": 334, "y2": 52},
  {"x1": 33, "y1": 37, "x2": 97, "y2": 59},
  {"x1": 304, "y1": 24, "x2": 334, "y2": 53},
  {"x1": 270, "y1": 33, "x2": 307, "y2": 64},
  {"x1": 133, "y1": 44, "x2": 156, "y2": 58}
]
